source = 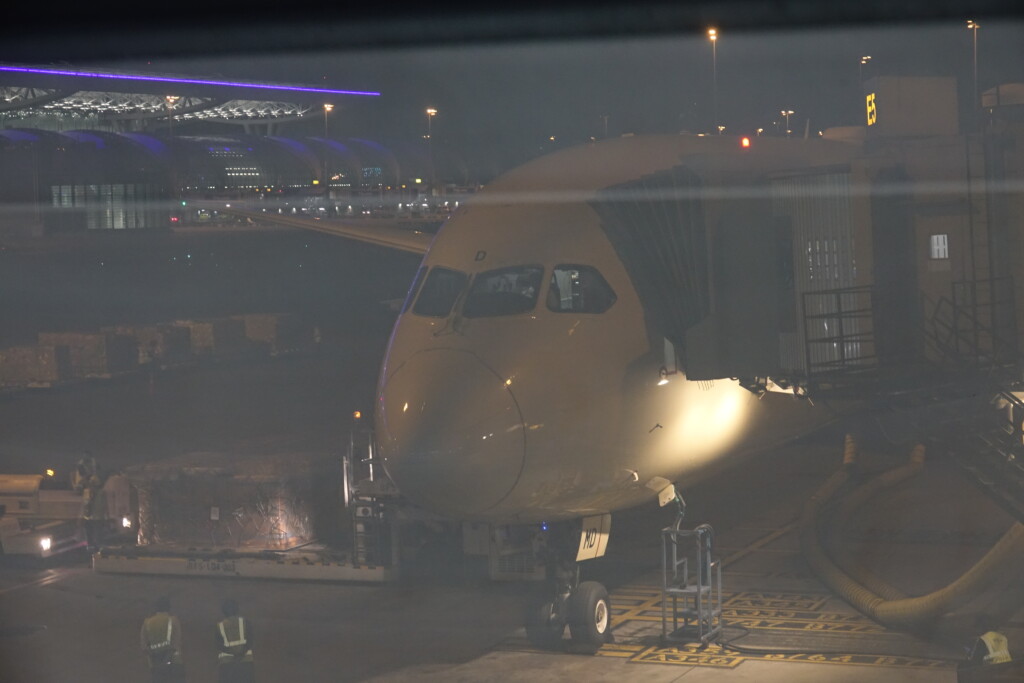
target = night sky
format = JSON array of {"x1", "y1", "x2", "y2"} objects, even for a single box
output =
[{"x1": 95, "y1": 19, "x2": 1024, "y2": 177}]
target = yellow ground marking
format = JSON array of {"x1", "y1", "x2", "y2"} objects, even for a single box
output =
[
  {"x1": 626, "y1": 643, "x2": 955, "y2": 670},
  {"x1": 724, "y1": 591, "x2": 830, "y2": 611}
]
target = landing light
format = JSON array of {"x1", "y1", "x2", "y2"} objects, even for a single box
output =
[
  {"x1": 122, "y1": 516, "x2": 132, "y2": 529},
  {"x1": 45, "y1": 468, "x2": 55, "y2": 477},
  {"x1": 39, "y1": 537, "x2": 51, "y2": 551}
]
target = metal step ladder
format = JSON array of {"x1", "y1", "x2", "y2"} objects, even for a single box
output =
[
  {"x1": 661, "y1": 522, "x2": 722, "y2": 645},
  {"x1": 344, "y1": 419, "x2": 398, "y2": 569}
]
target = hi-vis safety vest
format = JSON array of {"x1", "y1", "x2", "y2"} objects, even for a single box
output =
[
  {"x1": 144, "y1": 614, "x2": 180, "y2": 665},
  {"x1": 218, "y1": 616, "x2": 253, "y2": 663},
  {"x1": 979, "y1": 631, "x2": 1012, "y2": 665}
]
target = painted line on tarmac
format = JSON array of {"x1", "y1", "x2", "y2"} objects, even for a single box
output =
[
  {"x1": 721, "y1": 523, "x2": 798, "y2": 568},
  {"x1": 0, "y1": 568, "x2": 77, "y2": 596}
]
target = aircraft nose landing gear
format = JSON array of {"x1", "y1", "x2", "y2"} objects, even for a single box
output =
[
  {"x1": 568, "y1": 581, "x2": 611, "y2": 652},
  {"x1": 524, "y1": 516, "x2": 614, "y2": 655}
]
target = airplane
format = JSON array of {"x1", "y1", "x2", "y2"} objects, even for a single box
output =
[{"x1": 222, "y1": 132, "x2": 867, "y2": 651}]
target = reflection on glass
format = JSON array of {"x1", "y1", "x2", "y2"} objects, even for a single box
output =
[
  {"x1": 401, "y1": 265, "x2": 428, "y2": 314},
  {"x1": 412, "y1": 266, "x2": 468, "y2": 317},
  {"x1": 547, "y1": 265, "x2": 616, "y2": 314},
  {"x1": 462, "y1": 265, "x2": 543, "y2": 318}
]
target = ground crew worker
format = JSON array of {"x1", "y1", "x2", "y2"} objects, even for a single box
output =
[
  {"x1": 140, "y1": 596, "x2": 185, "y2": 682},
  {"x1": 81, "y1": 474, "x2": 109, "y2": 551},
  {"x1": 71, "y1": 452, "x2": 97, "y2": 492},
  {"x1": 215, "y1": 598, "x2": 254, "y2": 683},
  {"x1": 969, "y1": 615, "x2": 1012, "y2": 665}
]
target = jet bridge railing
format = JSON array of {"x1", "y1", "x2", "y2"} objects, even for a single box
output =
[
  {"x1": 661, "y1": 523, "x2": 722, "y2": 645},
  {"x1": 923, "y1": 277, "x2": 1019, "y2": 369},
  {"x1": 801, "y1": 285, "x2": 877, "y2": 380}
]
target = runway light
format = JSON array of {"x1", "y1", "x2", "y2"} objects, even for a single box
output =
[
  {"x1": 39, "y1": 537, "x2": 51, "y2": 552},
  {"x1": 741, "y1": 137, "x2": 751, "y2": 148},
  {"x1": 352, "y1": 410, "x2": 362, "y2": 420}
]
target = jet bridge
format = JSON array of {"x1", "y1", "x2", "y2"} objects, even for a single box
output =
[{"x1": 592, "y1": 164, "x2": 796, "y2": 382}]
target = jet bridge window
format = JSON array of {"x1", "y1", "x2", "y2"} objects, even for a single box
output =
[
  {"x1": 412, "y1": 267, "x2": 468, "y2": 318},
  {"x1": 546, "y1": 265, "x2": 616, "y2": 314},
  {"x1": 462, "y1": 265, "x2": 544, "y2": 318}
]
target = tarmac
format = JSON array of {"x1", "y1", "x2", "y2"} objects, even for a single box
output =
[{"x1": 1, "y1": 346, "x2": 1022, "y2": 682}]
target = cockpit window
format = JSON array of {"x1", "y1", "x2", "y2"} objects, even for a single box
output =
[
  {"x1": 546, "y1": 265, "x2": 617, "y2": 314},
  {"x1": 400, "y1": 265, "x2": 428, "y2": 314},
  {"x1": 412, "y1": 267, "x2": 468, "y2": 318},
  {"x1": 462, "y1": 265, "x2": 544, "y2": 318}
]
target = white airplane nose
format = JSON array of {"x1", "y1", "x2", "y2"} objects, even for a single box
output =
[{"x1": 376, "y1": 349, "x2": 526, "y2": 516}]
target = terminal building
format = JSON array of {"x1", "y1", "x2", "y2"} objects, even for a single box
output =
[
  {"x1": 2, "y1": 67, "x2": 1024, "y2": 381},
  {"x1": 0, "y1": 66, "x2": 470, "y2": 235}
]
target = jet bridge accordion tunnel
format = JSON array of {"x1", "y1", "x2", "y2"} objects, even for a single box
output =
[{"x1": 592, "y1": 165, "x2": 791, "y2": 383}]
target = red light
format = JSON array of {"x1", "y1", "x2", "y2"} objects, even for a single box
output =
[
  {"x1": 741, "y1": 137, "x2": 751, "y2": 148},
  {"x1": 170, "y1": 216, "x2": 179, "y2": 222}
]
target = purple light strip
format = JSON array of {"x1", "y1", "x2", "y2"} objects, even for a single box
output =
[{"x1": 0, "y1": 65, "x2": 380, "y2": 97}]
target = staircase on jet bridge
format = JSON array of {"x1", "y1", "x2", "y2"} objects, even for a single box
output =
[
  {"x1": 911, "y1": 311, "x2": 1024, "y2": 524},
  {"x1": 794, "y1": 279, "x2": 1024, "y2": 523}
]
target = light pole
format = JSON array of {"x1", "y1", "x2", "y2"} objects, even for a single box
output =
[
  {"x1": 426, "y1": 108, "x2": 437, "y2": 197},
  {"x1": 166, "y1": 96, "x2": 179, "y2": 200},
  {"x1": 165, "y1": 96, "x2": 178, "y2": 134},
  {"x1": 859, "y1": 55, "x2": 871, "y2": 82},
  {"x1": 781, "y1": 109, "x2": 794, "y2": 137},
  {"x1": 323, "y1": 103, "x2": 333, "y2": 138},
  {"x1": 708, "y1": 28, "x2": 718, "y2": 133},
  {"x1": 967, "y1": 20, "x2": 980, "y2": 111},
  {"x1": 322, "y1": 104, "x2": 334, "y2": 198}
]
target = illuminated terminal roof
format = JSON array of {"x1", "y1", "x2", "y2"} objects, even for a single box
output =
[
  {"x1": 0, "y1": 65, "x2": 379, "y2": 97},
  {"x1": 0, "y1": 64, "x2": 377, "y2": 127},
  {"x1": 1, "y1": 88, "x2": 312, "y2": 123}
]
